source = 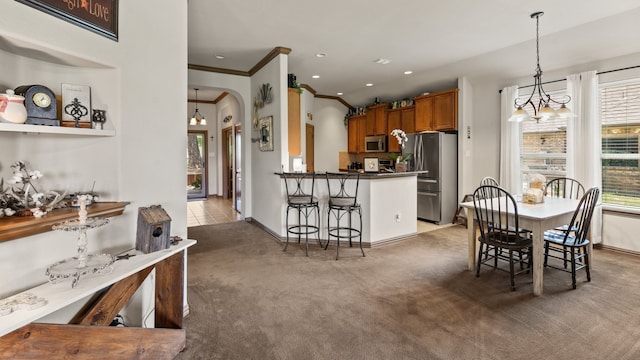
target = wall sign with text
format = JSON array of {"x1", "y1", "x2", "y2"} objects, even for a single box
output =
[{"x1": 16, "y1": 0, "x2": 118, "y2": 41}]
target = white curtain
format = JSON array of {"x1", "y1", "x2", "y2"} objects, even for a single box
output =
[
  {"x1": 566, "y1": 71, "x2": 602, "y2": 243},
  {"x1": 499, "y1": 85, "x2": 521, "y2": 193}
]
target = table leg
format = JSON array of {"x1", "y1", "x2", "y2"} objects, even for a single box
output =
[
  {"x1": 531, "y1": 223, "x2": 544, "y2": 296},
  {"x1": 464, "y1": 207, "x2": 476, "y2": 270}
]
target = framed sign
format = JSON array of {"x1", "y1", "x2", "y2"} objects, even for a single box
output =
[{"x1": 16, "y1": 0, "x2": 118, "y2": 41}]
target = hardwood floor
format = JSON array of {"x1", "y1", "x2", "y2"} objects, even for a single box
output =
[{"x1": 187, "y1": 197, "x2": 242, "y2": 227}]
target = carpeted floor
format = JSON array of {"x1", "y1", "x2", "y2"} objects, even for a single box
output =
[{"x1": 175, "y1": 221, "x2": 640, "y2": 360}]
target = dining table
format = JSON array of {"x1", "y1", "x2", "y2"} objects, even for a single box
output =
[{"x1": 461, "y1": 196, "x2": 579, "y2": 295}]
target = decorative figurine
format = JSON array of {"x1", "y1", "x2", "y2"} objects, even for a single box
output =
[
  {"x1": 92, "y1": 109, "x2": 106, "y2": 129},
  {"x1": 64, "y1": 98, "x2": 89, "y2": 128}
]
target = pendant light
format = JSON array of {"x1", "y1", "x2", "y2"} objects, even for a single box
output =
[
  {"x1": 189, "y1": 88, "x2": 207, "y2": 126},
  {"x1": 509, "y1": 12, "x2": 575, "y2": 122}
]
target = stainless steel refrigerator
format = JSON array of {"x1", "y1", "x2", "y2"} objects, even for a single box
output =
[{"x1": 405, "y1": 132, "x2": 457, "y2": 224}]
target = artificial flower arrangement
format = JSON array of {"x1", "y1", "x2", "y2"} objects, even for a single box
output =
[
  {"x1": 0, "y1": 161, "x2": 67, "y2": 218},
  {"x1": 389, "y1": 129, "x2": 412, "y2": 163}
]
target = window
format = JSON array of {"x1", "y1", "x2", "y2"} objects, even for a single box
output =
[
  {"x1": 600, "y1": 80, "x2": 640, "y2": 207},
  {"x1": 519, "y1": 92, "x2": 569, "y2": 186}
]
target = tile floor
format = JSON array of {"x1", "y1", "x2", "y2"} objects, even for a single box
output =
[
  {"x1": 187, "y1": 197, "x2": 242, "y2": 227},
  {"x1": 187, "y1": 196, "x2": 457, "y2": 234}
]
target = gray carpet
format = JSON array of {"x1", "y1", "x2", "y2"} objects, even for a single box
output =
[{"x1": 175, "y1": 221, "x2": 640, "y2": 360}]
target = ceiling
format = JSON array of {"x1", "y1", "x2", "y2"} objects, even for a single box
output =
[{"x1": 188, "y1": 0, "x2": 640, "y2": 107}]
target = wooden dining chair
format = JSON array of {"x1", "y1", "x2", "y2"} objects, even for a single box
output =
[
  {"x1": 545, "y1": 177, "x2": 586, "y2": 255},
  {"x1": 545, "y1": 177, "x2": 585, "y2": 200},
  {"x1": 543, "y1": 187, "x2": 599, "y2": 289},
  {"x1": 473, "y1": 185, "x2": 533, "y2": 291},
  {"x1": 480, "y1": 176, "x2": 499, "y2": 187}
]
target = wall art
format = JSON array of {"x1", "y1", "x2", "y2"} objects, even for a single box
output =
[
  {"x1": 16, "y1": 0, "x2": 118, "y2": 41},
  {"x1": 258, "y1": 116, "x2": 273, "y2": 152}
]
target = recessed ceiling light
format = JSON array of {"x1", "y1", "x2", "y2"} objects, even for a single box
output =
[
  {"x1": 215, "y1": 55, "x2": 225, "y2": 60},
  {"x1": 365, "y1": 83, "x2": 373, "y2": 87},
  {"x1": 403, "y1": 70, "x2": 413, "y2": 75},
  {"x1": 315, "y1": 53, "x2": 327, "y2": 58},
  {"x1": 373, "y1": 58, "x2": 391, "y2": 65},
  {"x1": 312, "y1": 75, "x2": 320, "y2": 79},
  {"x1": 337, "y1": 92, "x2": 343, "y2": 96}
]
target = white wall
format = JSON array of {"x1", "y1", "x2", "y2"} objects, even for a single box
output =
[
  {"x1": 312, "y1": 98, "x2": 349, "y2": 172},
  {"x1": 249, "y1": 55, "x2": 288, "y2": 233},
  {"x1": 0, "y1": 1, "x2": 187, "y2": 323}
]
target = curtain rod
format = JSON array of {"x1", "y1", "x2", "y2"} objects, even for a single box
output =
[{"x1": 498, "y1": 64, "x2": 640, "y2": 93}]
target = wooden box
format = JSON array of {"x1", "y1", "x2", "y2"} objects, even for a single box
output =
[{"x1": 136, "y1": 205, "x2": 172, "y2": 254}]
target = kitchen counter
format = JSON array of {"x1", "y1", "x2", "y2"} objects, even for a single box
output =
[
  {"x1": 276, "y1": 171, "x2": 418, "y2": 247},
  {"x1": 335, "y1": 170, "x2": 428, "y2": 178}
]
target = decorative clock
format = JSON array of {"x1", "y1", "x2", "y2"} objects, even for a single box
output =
[{"x1": 13, "y1": 85, "x2": 59, "y2": 126}]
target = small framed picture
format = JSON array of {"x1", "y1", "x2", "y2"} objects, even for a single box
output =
[
  {"x1": 61, "y1": 84, "x2": 91, "y2": 127},
  {"x1": 364, "y1": 157, "x2": 379, "y2": 172}
]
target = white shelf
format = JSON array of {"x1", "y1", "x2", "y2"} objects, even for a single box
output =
[
  {"x1": 0, "y1": 123, "x2": 115, "y2": 136},
  {"x1": 0, "y1": 239, "x2": 196, "y2": 337}
]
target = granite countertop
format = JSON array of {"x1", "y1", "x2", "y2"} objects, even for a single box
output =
[{"x1": 276, "y1": 171, "x2": 427, "y2": 179}]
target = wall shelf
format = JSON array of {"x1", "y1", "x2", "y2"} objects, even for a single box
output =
[
  {"x1": 0, "y1": 123, "x2": 115, "y2": 136},
  {"x1": 0, "y1": 202, "x2": 129, "y2": 242}
]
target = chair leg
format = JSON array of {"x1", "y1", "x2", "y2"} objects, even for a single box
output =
[
  {"x1": 358, "y1": 209, "x2": 365, "y2": 257},
  {"x1": 325, "y1": 208, "x2": 332, "y2": 251},
  {"x1": 584, "y1": 246, "x2": 591, "y2": 282},
  {"x1": 570, "y1": 249, "x2": 577, "y2": 289},
  {"x1": 476, "y1": 242, "x2": 484, "y2": 277},
  {"x1": 543, "y1": 242, "x2": 549, "y2": 267},
  {"x1": 315, "y1": 205, "x2": 323, "y2": 248},
  {"x1": 284, "y1": 207, "x2": 290, "y2": 252},
  {"x1": 304, "y1": 207, "x2": 309, "y2": 257},
  {"x1": 509, "y1": 250, "x2": 516, "y2": 291}
]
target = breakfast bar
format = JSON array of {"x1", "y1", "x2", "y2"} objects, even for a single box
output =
[{"x1": 278, "y1": 171, "x2": 420, "y2": 247}]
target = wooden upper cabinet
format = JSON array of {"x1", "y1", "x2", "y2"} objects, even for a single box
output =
[
  {"x1": 348, "y1": 114, "x2": 366, "y2": 153},
  {"x1": 387, "y1": 109, "x2": 401, "y2": 153},
  {"x1": 413, "y1": 89, "x2": 458, "y2": 132},
  {"x1": 365, "y1": 104, "x2": 388, "y2": 136},
  {"x1": 288, "y1": 88, "x2": 301, "y2": 155},
  {"x1": 401, "y1": 106, "x2": 415, "y2": 134},
  {"x1": 432, "y1": 89, "x2": 458, "y2": 131}
]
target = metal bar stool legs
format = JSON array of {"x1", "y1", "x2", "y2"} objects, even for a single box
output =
[
  {"x1": 282, "y1": 172, "x2": 321, "y2": 257},
  {"x1": 325, "y1": 172, "x2": 365, "y2": 260}
]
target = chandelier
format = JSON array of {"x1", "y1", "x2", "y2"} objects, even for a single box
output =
[
  {"x1": 509, "y1": 12, "x2": 574, "y2": 122},
  {"x1": 189, "y1": 88, "x2": 207, "y2": 126}
]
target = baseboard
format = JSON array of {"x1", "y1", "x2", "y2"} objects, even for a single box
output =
[{"x1": 597, "y1": 243, "x2": 640, "y2": 256}]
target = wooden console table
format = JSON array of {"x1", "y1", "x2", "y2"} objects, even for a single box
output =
[{"x1": 0, "y1": 239, "x2": 196, "y2": 359}]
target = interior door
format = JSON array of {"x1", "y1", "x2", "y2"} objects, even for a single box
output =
[
  {"x1": 305, "y1": 124, "x2": 314, "y2": 172},
  {"x1": 234, "y1": 125, "x2": 242, "y2": 212},
  {"x1": 187, "y1": 131, "x2": 207, "y2": 200}
]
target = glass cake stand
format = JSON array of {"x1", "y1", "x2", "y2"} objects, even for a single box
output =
[{"x1": 46, "y1": 217, "x2": 113, "y2": 288}]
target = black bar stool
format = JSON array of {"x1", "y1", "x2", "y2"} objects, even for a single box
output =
[
  {"x1": 282, "y1": 172, "x2": 321, "y2": 256},
  {"x1": 325, "y1": 172, "x2": 365, "y2": 260}
]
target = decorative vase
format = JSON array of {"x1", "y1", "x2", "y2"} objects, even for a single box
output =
[{"x1": 395, "y1": 162, "x2": 407, "y2": 172}]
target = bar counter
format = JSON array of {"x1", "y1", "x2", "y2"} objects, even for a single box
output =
[{"x1": 276, "y1": 171, "x2": 420, "y2": 247}]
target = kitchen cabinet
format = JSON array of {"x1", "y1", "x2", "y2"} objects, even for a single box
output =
[
  {"x1": 387, "y1": 106, "x2": 415, "y2": 153},
  {"x1": 365, "y1": 103, "x2": 388, "y2": 136},
  {"x1": 288, "y1": 88, "x2": 301, "y2": 155},
  {"x1": 348, "y1": 114, "x2": 366, "y2": 153},
  {"x1": 414, "y1": 89, "x2": 458, "y2": 132}
]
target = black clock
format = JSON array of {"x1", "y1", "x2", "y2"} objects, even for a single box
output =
[{"x1": 13, "y1": 85, "x2": 59, "y2": 126}]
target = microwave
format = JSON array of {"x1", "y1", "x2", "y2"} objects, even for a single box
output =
[{"x1": 364, "y1": 135, "x2": 386, "y2": 153}]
